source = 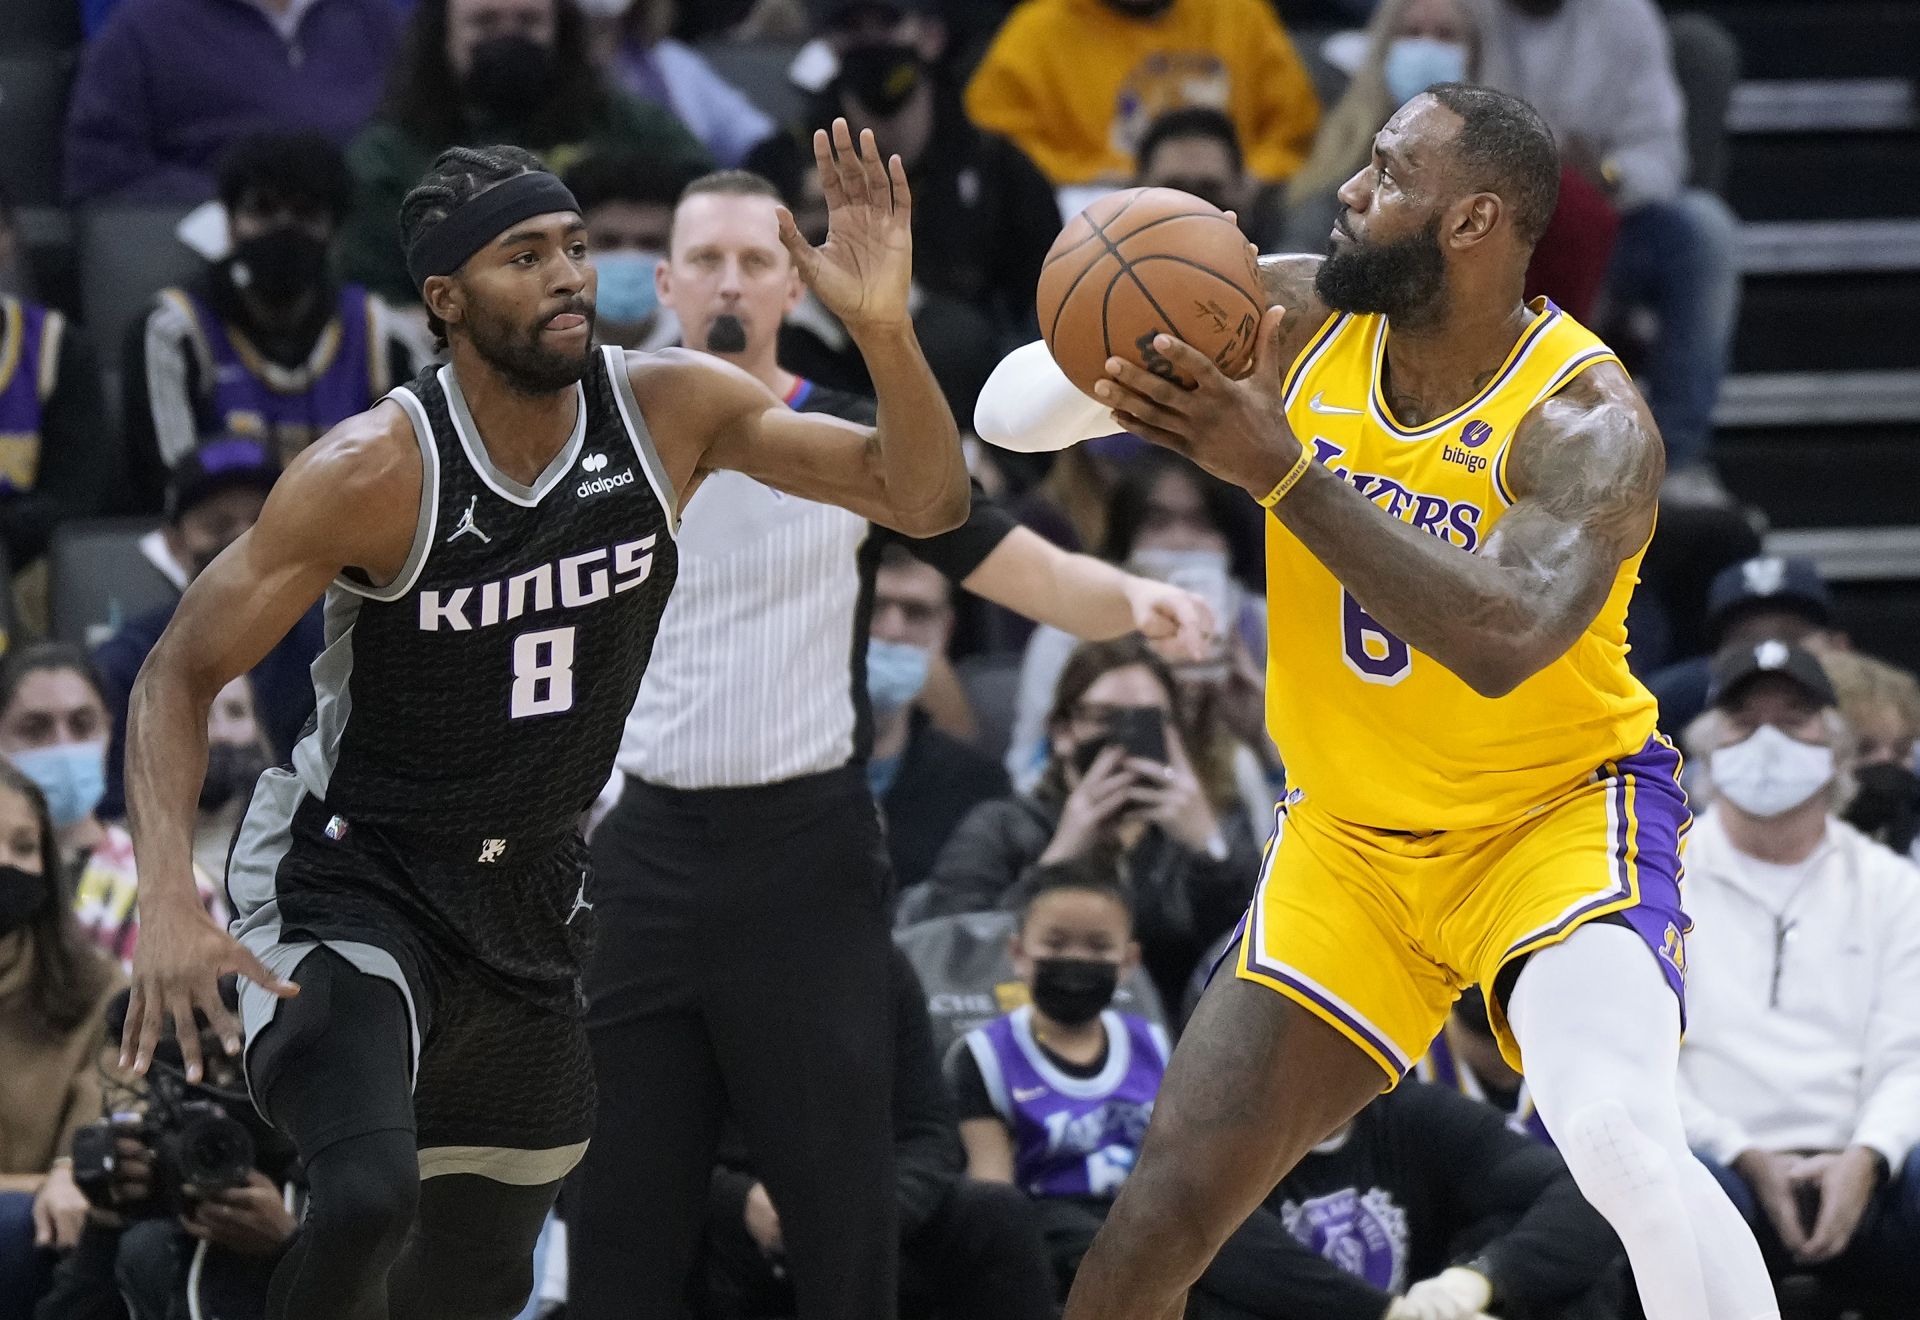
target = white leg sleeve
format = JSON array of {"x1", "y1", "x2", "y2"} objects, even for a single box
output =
[
  {"x1": 973, "y1": 339, "x2": 1115, "y2": 453},
  {"x1": 1509, "y1": 923, "x2": 1779, "y2": 1320}
]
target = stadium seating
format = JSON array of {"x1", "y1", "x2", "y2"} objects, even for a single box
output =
[
  {"x1": 77, "y1": 205, "x2": 201, "y2": 427},
  {"x1": 1693, "y1": 0, "x2": 1920, "y2": 671},
  {"x1": 0, "y1": 54, "x2": 73, "y2": 207},
  {"x1": 694, "y1": 39, "x2": 807, "y2": 130},
  {"x1": 954, "y1": 651, "x2": 1022, "y2": 764},
  {"x1": 48, "y1": 517, "x2": 172, "y2": 646},
  {"x1": 0, "y1": 0, "x2": 81, "y2": 53}
]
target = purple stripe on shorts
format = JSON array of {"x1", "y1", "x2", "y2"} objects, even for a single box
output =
[
  {"x1": 1611, "y1": 736, "x2": 1692, "y2": 1015},
  {"x1": 1511, "y1": 735, "x2": 1691, "y2": 1016}
]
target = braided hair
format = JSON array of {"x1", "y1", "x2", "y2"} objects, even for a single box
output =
[{"x1": 399, "y1": 143, "x2": 546, "y2": 344}]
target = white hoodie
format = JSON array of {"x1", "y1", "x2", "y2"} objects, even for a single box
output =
[{"x1": 1677, "y1": 808, "x2": 1920, "y2": 1172}]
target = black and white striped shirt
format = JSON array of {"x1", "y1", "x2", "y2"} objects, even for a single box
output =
[{"x1": 617, "y1": 379, "x2": 1011, "y2": 790}]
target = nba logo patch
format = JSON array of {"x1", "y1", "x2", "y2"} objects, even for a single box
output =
[
  {"x1": 1460, "y1": 419, "x2": 1493, "y2": 449},
  {"x1": 324, "y1": 815, "x2": 350, "y2": 842}
]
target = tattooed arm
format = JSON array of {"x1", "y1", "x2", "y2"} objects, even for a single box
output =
[
  {"x1": 1101, "y1": 327, "x2": 1663, "y2": 697},
  {"x1": 1278, "y1": 366, "x2": 1660, "y2": 695},
  {"x1": 1253, "y1": 253, "x2": 1333, "y2": 364}
]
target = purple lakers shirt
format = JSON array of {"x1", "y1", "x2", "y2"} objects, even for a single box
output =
[
  {"x1": 962, "y1": 1005, "x2": 1170, "y2": 1198},
  {"x1": 161, "y1": 285, "x2": 381, "y2": 462},
  {"x1": 0, "y1": 295, "x2": 61, "y2": 495}
]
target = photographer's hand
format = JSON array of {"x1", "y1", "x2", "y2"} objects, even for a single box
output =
[
  {"x1": 32, "y1": 1162, "x2": 90, "y2": 1249},
  {"x1": 183, "y1": 1171, "x2": 296, "y2": 1258}
]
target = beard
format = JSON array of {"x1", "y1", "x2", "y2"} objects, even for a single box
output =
[
  {"x1": 467, "y1": 294, "x2": 596, "y2": 394},
  {"x1": 1315, "y1": 215, "x2": 1447, "y2": 322},
  {"x1": 705, "y1": 313, "x2": 748, "y2": 354}
]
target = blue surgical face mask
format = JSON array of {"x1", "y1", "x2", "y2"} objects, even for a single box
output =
[
  {"x1": 866, "y1": 639, "x2": 931, "y2": 717},
  {"x1": 1384, "y1": 37, "x2": 1468, "y2": 106},
  {"x1": 13, "y1": 741, "x2": 108, "y2": 829},
  {"x1": 592, "y1": 249, "x2": 662, "y2": 325}
]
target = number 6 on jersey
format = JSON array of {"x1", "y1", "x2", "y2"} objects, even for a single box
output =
[
  {"x1": 511, "y1": 626, "x2": 576, "y2": 717},
  {"x1": 1341, "y1": 590, "x2": 1411, "y2": 685}
]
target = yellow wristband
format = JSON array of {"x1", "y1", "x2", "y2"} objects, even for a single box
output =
[{"x1": 1256, "y1": 446, "x2": 1314, "y2": 508}]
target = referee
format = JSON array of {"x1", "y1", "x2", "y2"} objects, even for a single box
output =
[{"x1": 568, "y1": 171, "x2": 1212, "y2": 1320}]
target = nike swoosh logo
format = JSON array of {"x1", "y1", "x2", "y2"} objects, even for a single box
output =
[
  {"x1": 1012, "y1": 1086, "x2": 1049, "y2": 1103},
  {"x1": 1308, "y1": 392, "x2": 1362, "y2": 415}
]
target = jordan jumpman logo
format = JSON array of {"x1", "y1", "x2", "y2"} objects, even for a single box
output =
[{"x1": 447, "y1": 494, "x2": 491, "y2": 545}]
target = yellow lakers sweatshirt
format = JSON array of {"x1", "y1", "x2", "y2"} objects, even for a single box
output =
[{"x1": 964, "y1": 0, "x2": 1321, "y2": 185}]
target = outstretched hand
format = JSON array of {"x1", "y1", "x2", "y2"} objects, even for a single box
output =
[
  {"x1": 121, "y1": 899, "x2": 297, "y2": 1083},
  {"x1": 1095, "y1": 305, "x2": 1303, "y2": 499},
  {"x1": 776, "y1": 118, "x2": 913, "y2": 335}
]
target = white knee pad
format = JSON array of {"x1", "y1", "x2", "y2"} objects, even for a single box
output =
[{"x1": 1555, "y1": 1098, "x2": 1686, "y2": 1226}]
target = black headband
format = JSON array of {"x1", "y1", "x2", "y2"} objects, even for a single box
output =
[{"x1": 405, "y1": 171, "x2": 581, "y2": 291}]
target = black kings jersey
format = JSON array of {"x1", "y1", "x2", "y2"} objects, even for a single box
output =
[{"x1": 295, "y1": 346, "x2": 679, "y2": 841}]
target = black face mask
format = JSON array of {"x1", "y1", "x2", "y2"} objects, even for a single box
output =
[
  {"x1": 464, "y1": 36, "x2": 555, "y2": 121},
  {"x1": 1104, "y1": 0, "x2": 1175, "y2": 16},
  {"x1": 201, "y1": 742, "x2": 272, "y2": 813},
  {"x1": 1031, "y1": 957, "x2": 1120, "y2": 1027},
  {"x1": 227, "y1": 228, "x2": 331, "y2": 307},
  {"x1": 0, "y1": 864, "x2": 47, "y2": 939},
  {"x1": 1845, "y1": 762, "x2": 1920, "y2": 854},
  {"x1": 705, "y1": 313, "x2": 748, "y2": 354},
  {"x1": 835, "y1": 43, "x2": 926, "y2": 118}
]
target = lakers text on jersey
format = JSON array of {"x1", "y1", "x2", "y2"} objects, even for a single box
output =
[
  {"x1": 1229, "y1": 299, "x2": 1690, "y2": 1081},
  {"x1": 1267, "y1": 297, "x2": 1658, "y2": 834}
]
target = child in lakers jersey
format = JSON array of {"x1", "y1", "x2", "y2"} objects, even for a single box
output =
[
  {"x1": 973, "y1": 84, "x2": 1776, "y2": 1320},
  {"x1": 950, "y1": 871, "x2": 1168, "y2": 1213}
]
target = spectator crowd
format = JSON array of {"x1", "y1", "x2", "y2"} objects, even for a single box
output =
[{"x1": 0, "y1": 0, "x2": 1914, "y2": 1318}]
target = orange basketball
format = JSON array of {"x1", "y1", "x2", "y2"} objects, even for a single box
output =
[{"x1": 1036, "y1": 187, "x2": 1264, "y2": 399}]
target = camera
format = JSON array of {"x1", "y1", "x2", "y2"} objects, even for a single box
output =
[
  {"x1": 71, "y1": 1070, "x2": 256, "y2": 1216},
  {"x1": 69, "y1": 983, "x2": 259, "y2": 1217}
]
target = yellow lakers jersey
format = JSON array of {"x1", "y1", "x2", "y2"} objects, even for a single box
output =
[{"x1": 1267, "y1": 297, "x2": 1658, "y2": 832}]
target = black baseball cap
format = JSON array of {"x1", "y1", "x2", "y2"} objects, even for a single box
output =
[
  {"x1": 1705, "y1": 555, "x2": 1832, "y2": 646},
  {"x1": 166, "y1": 436, "x2": 279, "y2": 522},
  {"x1": 1708, "y1": 638, "x2": 1838, "y2": 711}
]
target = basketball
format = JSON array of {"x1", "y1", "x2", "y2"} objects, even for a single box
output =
[{"x1": 1036, "y1": 187, "x2": 1265, "y2": 399}]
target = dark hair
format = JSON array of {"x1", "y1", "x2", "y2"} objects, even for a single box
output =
[
  {"x1": 874, "y1": 541, "x2": 952, "y2": 609},
  {"x1": 1424, "y1": 83, "x2": 1561, "y2": 247},
  {"x1": 1046, "y1": 637, "x2": 1178, "y2": 736},
  {"x1": 1101, "y1": 450, "x2": 1265, "y2": 590},
  {"x1": 216, "y1": 132, "x2": 355, "y2": 225},
  {"x1": 1135, "y1": 107, "x2": 1244, "y2": 178},
  {"x1": 741, "y1": 131, "x2": 813, "y2": 210},
  {"x1": 1037, "y1": 637, "x2": 1179, "y2": 804},
  {"x1": 0, "y1": 643, "x2": 108, "y2": 724},
  {"x1": 380, "y1": 0, "x2": 606, "y2": 149},
  {"x1": 563, "y1": 151, "x2": 701, "y2": 214},
  {"x1": 0, "y1": 760, "x2": 112, "y2": 1032},
  {"x1": 398, "y1": 144, "x2": 548, "y2": 344},
  {"x1": 678, "y1": 169, "x2": 784, "y2": 206},
  {"x1": 1015, "y1": 859, "x2": 1135, "y2": 933}
]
